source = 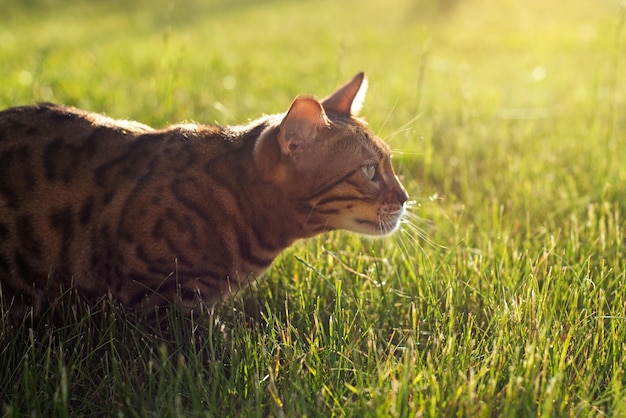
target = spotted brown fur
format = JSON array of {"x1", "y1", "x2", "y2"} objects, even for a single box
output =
[{"x1": 0, "y1": 73, "x2": 408, "y2": 317}]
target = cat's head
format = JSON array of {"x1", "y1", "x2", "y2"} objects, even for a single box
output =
[{"x1": 256, "y1": 72, "x2": 408, "y2": 237}]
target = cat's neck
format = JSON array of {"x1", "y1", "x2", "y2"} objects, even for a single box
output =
[{"x1": 223, "y1": 117, "x2": 312, "y2": 251}]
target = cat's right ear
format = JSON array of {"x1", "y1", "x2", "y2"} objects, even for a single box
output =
[
  {"x1": 322, "y1": 72, "x2": 368, "y2": 116},
  {"x1": 278, "y1": 97, "x2": 329, "y2": 163}
]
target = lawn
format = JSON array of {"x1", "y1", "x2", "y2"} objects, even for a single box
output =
[{"x1": 1, "y1": 0, "x2": 625, "y2": 416}]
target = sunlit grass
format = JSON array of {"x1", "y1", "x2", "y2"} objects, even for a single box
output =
[{"x1": 1, "y1": 0, "x2": 625, "y2": 416}]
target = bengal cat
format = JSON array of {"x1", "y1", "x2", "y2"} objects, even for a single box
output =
[{"x1": 0, "y1": 73, "x2": 408, "y2": 319}]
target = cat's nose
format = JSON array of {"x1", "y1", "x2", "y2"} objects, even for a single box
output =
[{"x1": 395, "y1": 184, "x2": 409, "y2": 205}]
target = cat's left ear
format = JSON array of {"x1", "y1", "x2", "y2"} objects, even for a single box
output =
[
  {"x1": 322, "y1": 72, "x2": 368, "y2": 116},
  {"x1": 278, "y1": 97, "x2": 329, "y2": 162}
]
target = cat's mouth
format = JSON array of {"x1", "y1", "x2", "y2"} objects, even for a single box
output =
[
  {"x1": 377, "y1": 206, "x2": 406, "y2": 235},
  {"x1": 352, "y1": 204, "x2": 405, "y2": 236}
]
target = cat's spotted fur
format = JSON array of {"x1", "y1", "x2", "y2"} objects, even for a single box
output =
[{"x1": 0, "y1": 73, "x2": 408, "y2": 317}]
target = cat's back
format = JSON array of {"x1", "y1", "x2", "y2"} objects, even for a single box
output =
[
  {"x1": 0, "y1": 102, "x2": 243, "y2": 164},
  {"x1": 0, "y1": 102, "x2": 154, "y2": 134},
  {"x1": 0, "y1": 103, "x2": 157, "y2": 212},
  {"x1": 0, "y1": 102, "x2": 156, "y2": 152}
]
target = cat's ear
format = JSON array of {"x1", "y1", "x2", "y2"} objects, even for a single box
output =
[
  {"x1": 278, "y1": 97, "x2": 329, "y2": 162},
  {"x1": 322, "y1": 72, "x2": 368, "y2": 116}
]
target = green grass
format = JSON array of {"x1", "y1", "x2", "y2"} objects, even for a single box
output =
[{"x1": 1, "y1": 0, "x2": 626, "y2": 415}]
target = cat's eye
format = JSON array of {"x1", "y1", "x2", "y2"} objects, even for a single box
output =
[{"x1": 360, "y1": 164, "x2": 376, "y2": 180}]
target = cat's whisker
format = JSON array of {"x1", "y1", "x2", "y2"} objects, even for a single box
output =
[
  {"x1": 389, "y1": 149, "x2": 425, "y2": 157},
  {"x1": 383, "y1": 113, "x2": 424, "y2": 144},
  {"x1": 396, "y1": 225, "x2": 432, "y2": 263},
  {"x1": 378, "y1": 216, "x2": 394, "y2": 237},
  {"x1": 404, "y1": 199, "x2": 419, "y2": 209},
  {"x1": 304, "y1": 199, "x2": 320, "y2": 229},
  {"x1": 376, "y1": 97, "x2": 400, "y2": 139},
  {"x1": 395, "y1": 231, "x2": 420, "y2": 261},
  {"x1": 400, "y1": 211, "x2": 442, "y2": 250}
]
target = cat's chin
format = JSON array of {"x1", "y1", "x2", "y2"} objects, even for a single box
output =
[
  {"x1": 358, "y1": 227, "x2": 400, "y2": 238},
  {"x1": 343, "y1": 214, "x2": 404, "y2": 237},
  {"x1": 371, "y1": 220, "x2": 403, "y2": 237}
]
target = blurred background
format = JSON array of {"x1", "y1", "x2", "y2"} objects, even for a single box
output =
[
  {"x1": 2, "y1": 0, "x2": 622, "y2": 122},
  {"x1": 2, "y1": 2, "x2": 626, "y2": 414}
]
